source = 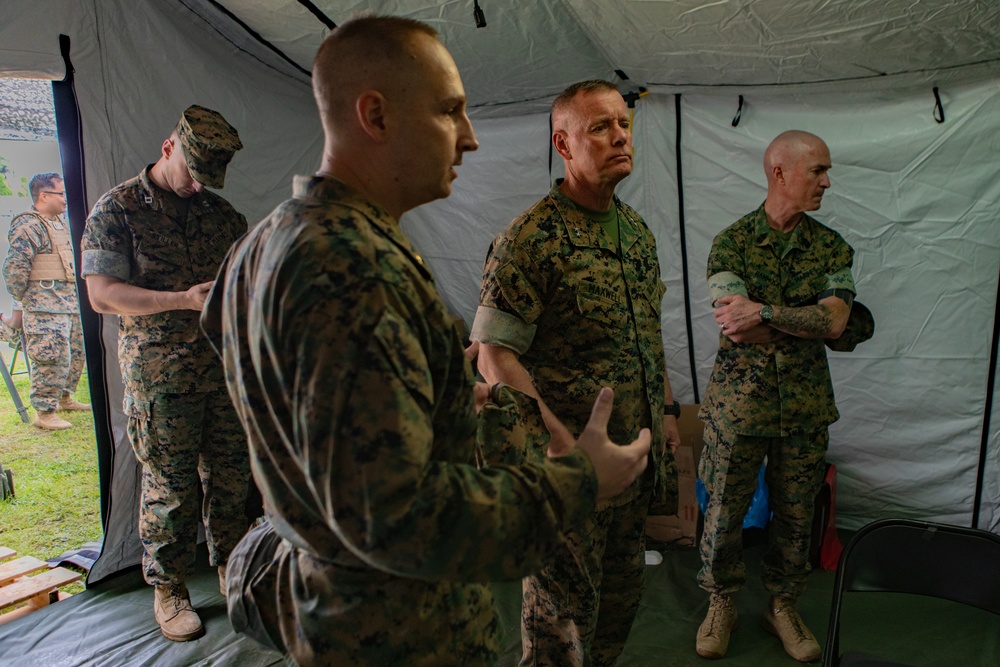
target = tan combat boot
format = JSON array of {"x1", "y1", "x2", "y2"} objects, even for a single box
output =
[
  {"x1": 154, "y1": 583, "x2": 204, "y2": 642},
  {"x1": 59, "y1": 394, "x2": 91, "y2": 411},
  {"x1": 761, "y1": 596, "x2": 821, "y2": 662},
  {"x1": 34, "y1": 410, "x2": 73, "y2": 431},
  {"x1": 696, "y1": 593, "x2": 739, "y2": 659}
]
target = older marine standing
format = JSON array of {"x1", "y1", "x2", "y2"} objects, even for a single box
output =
[
  {"x1": 202, "y1": 17, "x2": 651, "y2": 667},
  {"x1": 695, "y1": 130, "x2": 855, "y2": 662},
  {"x1": 2, "y1": 172, "x2": 90, "y2": 430},
  {"x1": 471, "y1": 80, "x2": 680, "y2": 667},
  {"x1": 81, "y1": 106, "x2": 251, "y2": 643}
]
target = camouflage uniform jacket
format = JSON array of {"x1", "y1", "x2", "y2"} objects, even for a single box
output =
[
  {"x1": 80, "y1": 166, "x2": 246, "y2": 398},
  {"x1": 700, "y1": 203, "x2": 855, "y2": 437},
  {"x1": 473, "y1": 183, "x2": 667, "y2": 508},
  {"x1": 202, "y1": 175, "x2": 598, "y2": 583},
  {"x1": 3, "y1": 210, "x2": 79, "y2": 314}
]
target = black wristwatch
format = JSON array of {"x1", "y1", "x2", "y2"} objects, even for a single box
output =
[
  {"x1": 664, "y1": 400, "x2": 681, "y2": 417},
  {"x1": 760, "y1": 304, "x2": 774, "y2": 323}
]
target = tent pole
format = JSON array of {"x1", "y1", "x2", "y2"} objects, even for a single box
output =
[
  {"x1": 52, "y1": 34, "x2": 115, "y2": 531},
  {"x1": 674, "y1": 94, "x2": 699, "y2": 403},
  {"x1": 972, "y1": 260, "x2": 1000, "y2": 528}
]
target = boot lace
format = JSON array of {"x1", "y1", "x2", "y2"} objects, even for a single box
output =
[
  {"x1": 774, "y1": 601, "x2": 811, "y2": 640},
  {"x1": 162, "y1": 584, "x2": 190, "y2": 612},
  {"x1": 704, "y1": 595, "x2": 734, "y2": 637}
]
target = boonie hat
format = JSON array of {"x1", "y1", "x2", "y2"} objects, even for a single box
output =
[
  {"x1": 176, "y1": 105, "x2": 242, "y2": 188},
  {"x1": 826, "y1": 301, "x2": 875, "y2": 352}
]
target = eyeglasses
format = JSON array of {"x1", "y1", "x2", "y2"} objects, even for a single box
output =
[{"x1": 42, "y1": 191, "x2": 66, "y2": 197}]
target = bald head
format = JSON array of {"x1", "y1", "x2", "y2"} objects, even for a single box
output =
[
  {"x1": 313, "y1": 16, "x2": 439, "y2": 137},
  {"x1": 764, "y1": 131, "x2": 828, "y2": 184},
  {"x1": 762, "y1": 130, "x2": 832, "y2": 219}
]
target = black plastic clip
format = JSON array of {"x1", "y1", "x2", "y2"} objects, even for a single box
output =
[
  {"x1": 932, "y1": 87, "x2": 945, "y2": 124},
  {"x1": 732, "y1": 95, "x2": 744, "y2": 127},
  {"x1": 622, "y1": 87, "x2": 648, "y2": 109}
]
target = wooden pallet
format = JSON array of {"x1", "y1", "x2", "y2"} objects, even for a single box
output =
[{"x1": 0, "y1": 547, "x2": 81, "y2": 625}]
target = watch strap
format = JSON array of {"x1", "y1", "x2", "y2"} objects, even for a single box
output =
[{"x1": 760, "y1": 303, "x2": 774, "y2": 323}]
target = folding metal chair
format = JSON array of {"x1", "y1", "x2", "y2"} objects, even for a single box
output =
[{"x1": 823, "y1": 518, "x2": 1000, "y2": 666}]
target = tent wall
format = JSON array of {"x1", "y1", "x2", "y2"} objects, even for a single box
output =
[
  {"x1": 79, "y1": 0, "x2": 319, "y2": 582},
  {"x1": 407, "y1": 80, "x2": 1000, "y2": 533},
  {"x1": 685, "y1": 82, "x2": 1000, "y2": 533},
  {"x1": 1, "y1": 0, "x2": 321, "y2": 581},
  {"x1": 1, "y1": 0, "x2": 998, "y2": 584}
]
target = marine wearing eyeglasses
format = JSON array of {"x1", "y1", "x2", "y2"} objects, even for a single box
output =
[{"x1": 2, "y1": 172, "x2": 90, "y2": 431}]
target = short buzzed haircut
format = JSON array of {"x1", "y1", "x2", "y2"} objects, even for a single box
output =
[
  {"x1": 551, "y1": 80, "x2": 620, "y2": 116},
  {"x1": 312, "y1": 15, "x2": 439, "y2": 130},
  {"x1": 28, "y1": 172, "x2": 62, "y2": 203}
]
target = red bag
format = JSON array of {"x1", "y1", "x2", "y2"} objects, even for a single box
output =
[{"x1": 809, "y1": 463, "x2": 845, "y2": 571}]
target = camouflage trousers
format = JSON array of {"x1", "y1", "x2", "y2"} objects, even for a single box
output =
[
  {"x1": 228, "y1": 520, "x2": 501, "y2": 666},
  {"x1": 22, "y1": 311, "x2": 85, "y2": 412},
  {"x1": 126, "y1": 389, "x2": 251, "y2": 585},
  {"x1": 697, "y1": 422, "x2": 828, "y2": 599},
  {"x1": 520, "y1": 494, "x2": 649, "y2": 667}
]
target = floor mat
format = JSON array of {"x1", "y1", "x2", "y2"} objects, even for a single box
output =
[{"x1": 1, "y1": 530, "x2": 996, "y2": 666}]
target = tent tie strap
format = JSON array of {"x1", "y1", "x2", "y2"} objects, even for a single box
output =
[
  {"x1": 732, "y1": 95, "x2": 744, "y2": 127},
  {"x1": 933, "y1": 87, "x2": 945, "y2": 123}
]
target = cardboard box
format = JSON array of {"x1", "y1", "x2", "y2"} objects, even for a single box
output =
[
  {"x1": 646, "y1": 404, "x2": 705, "y2": 548},
  {"x1": 673, "y1": 404, "x2": 705, "y2": 477},
  {"x1": 645, "y1": 514, "x2": 685, "y2": 544},
  {"x1": 646, "y1": 476, "x2": 699, "y2": 546}
]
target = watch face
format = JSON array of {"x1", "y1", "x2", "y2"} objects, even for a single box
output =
[{"x1": 761, "y1": 304, "x2": 774, "y2": 322}]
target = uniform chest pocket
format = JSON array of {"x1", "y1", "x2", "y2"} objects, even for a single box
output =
[
  {"x1": 576, "y1": 289, "x2": 627, "y2": 328},
  {"x1": 636, "y1": 277, "x2": 666, "y2": 318},
  {"x1": 571, "y1": 289, "x2": 627, "y2": 360},
  {"x1": 201, "y1": 230, "x2": 239, "y2": 265},
  {"x1": 135, "y1": 229, "x2": 188, "y2": 273}
]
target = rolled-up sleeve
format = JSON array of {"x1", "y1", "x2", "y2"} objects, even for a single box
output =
[
  {"x1": 707, "y1": 270, "x2": 749, "y2": 305},
  {"x1": 825, "y1": 265, "x2": 856, "y2": 293},
  {"x1": 81, "y1": 197, "x2": 132, "y2": 280},
  {"x1": 476, "y1": 233, "x2": 549, "y2": 354},
  {"x1": 80, "y1": 248, "x2": 130, "y2": 280},
  {"x1": 470, "y1": 305, "x2": 536, "y2": 355}
]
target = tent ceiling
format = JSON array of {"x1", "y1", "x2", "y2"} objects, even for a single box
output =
[{"x1": 188, "y1": 0, "x2": 1000, "y2": 113}]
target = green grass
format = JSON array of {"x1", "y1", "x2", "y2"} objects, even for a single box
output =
[{"x1": 0, "y1": 342, "x2": 101, "y2": 600}]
